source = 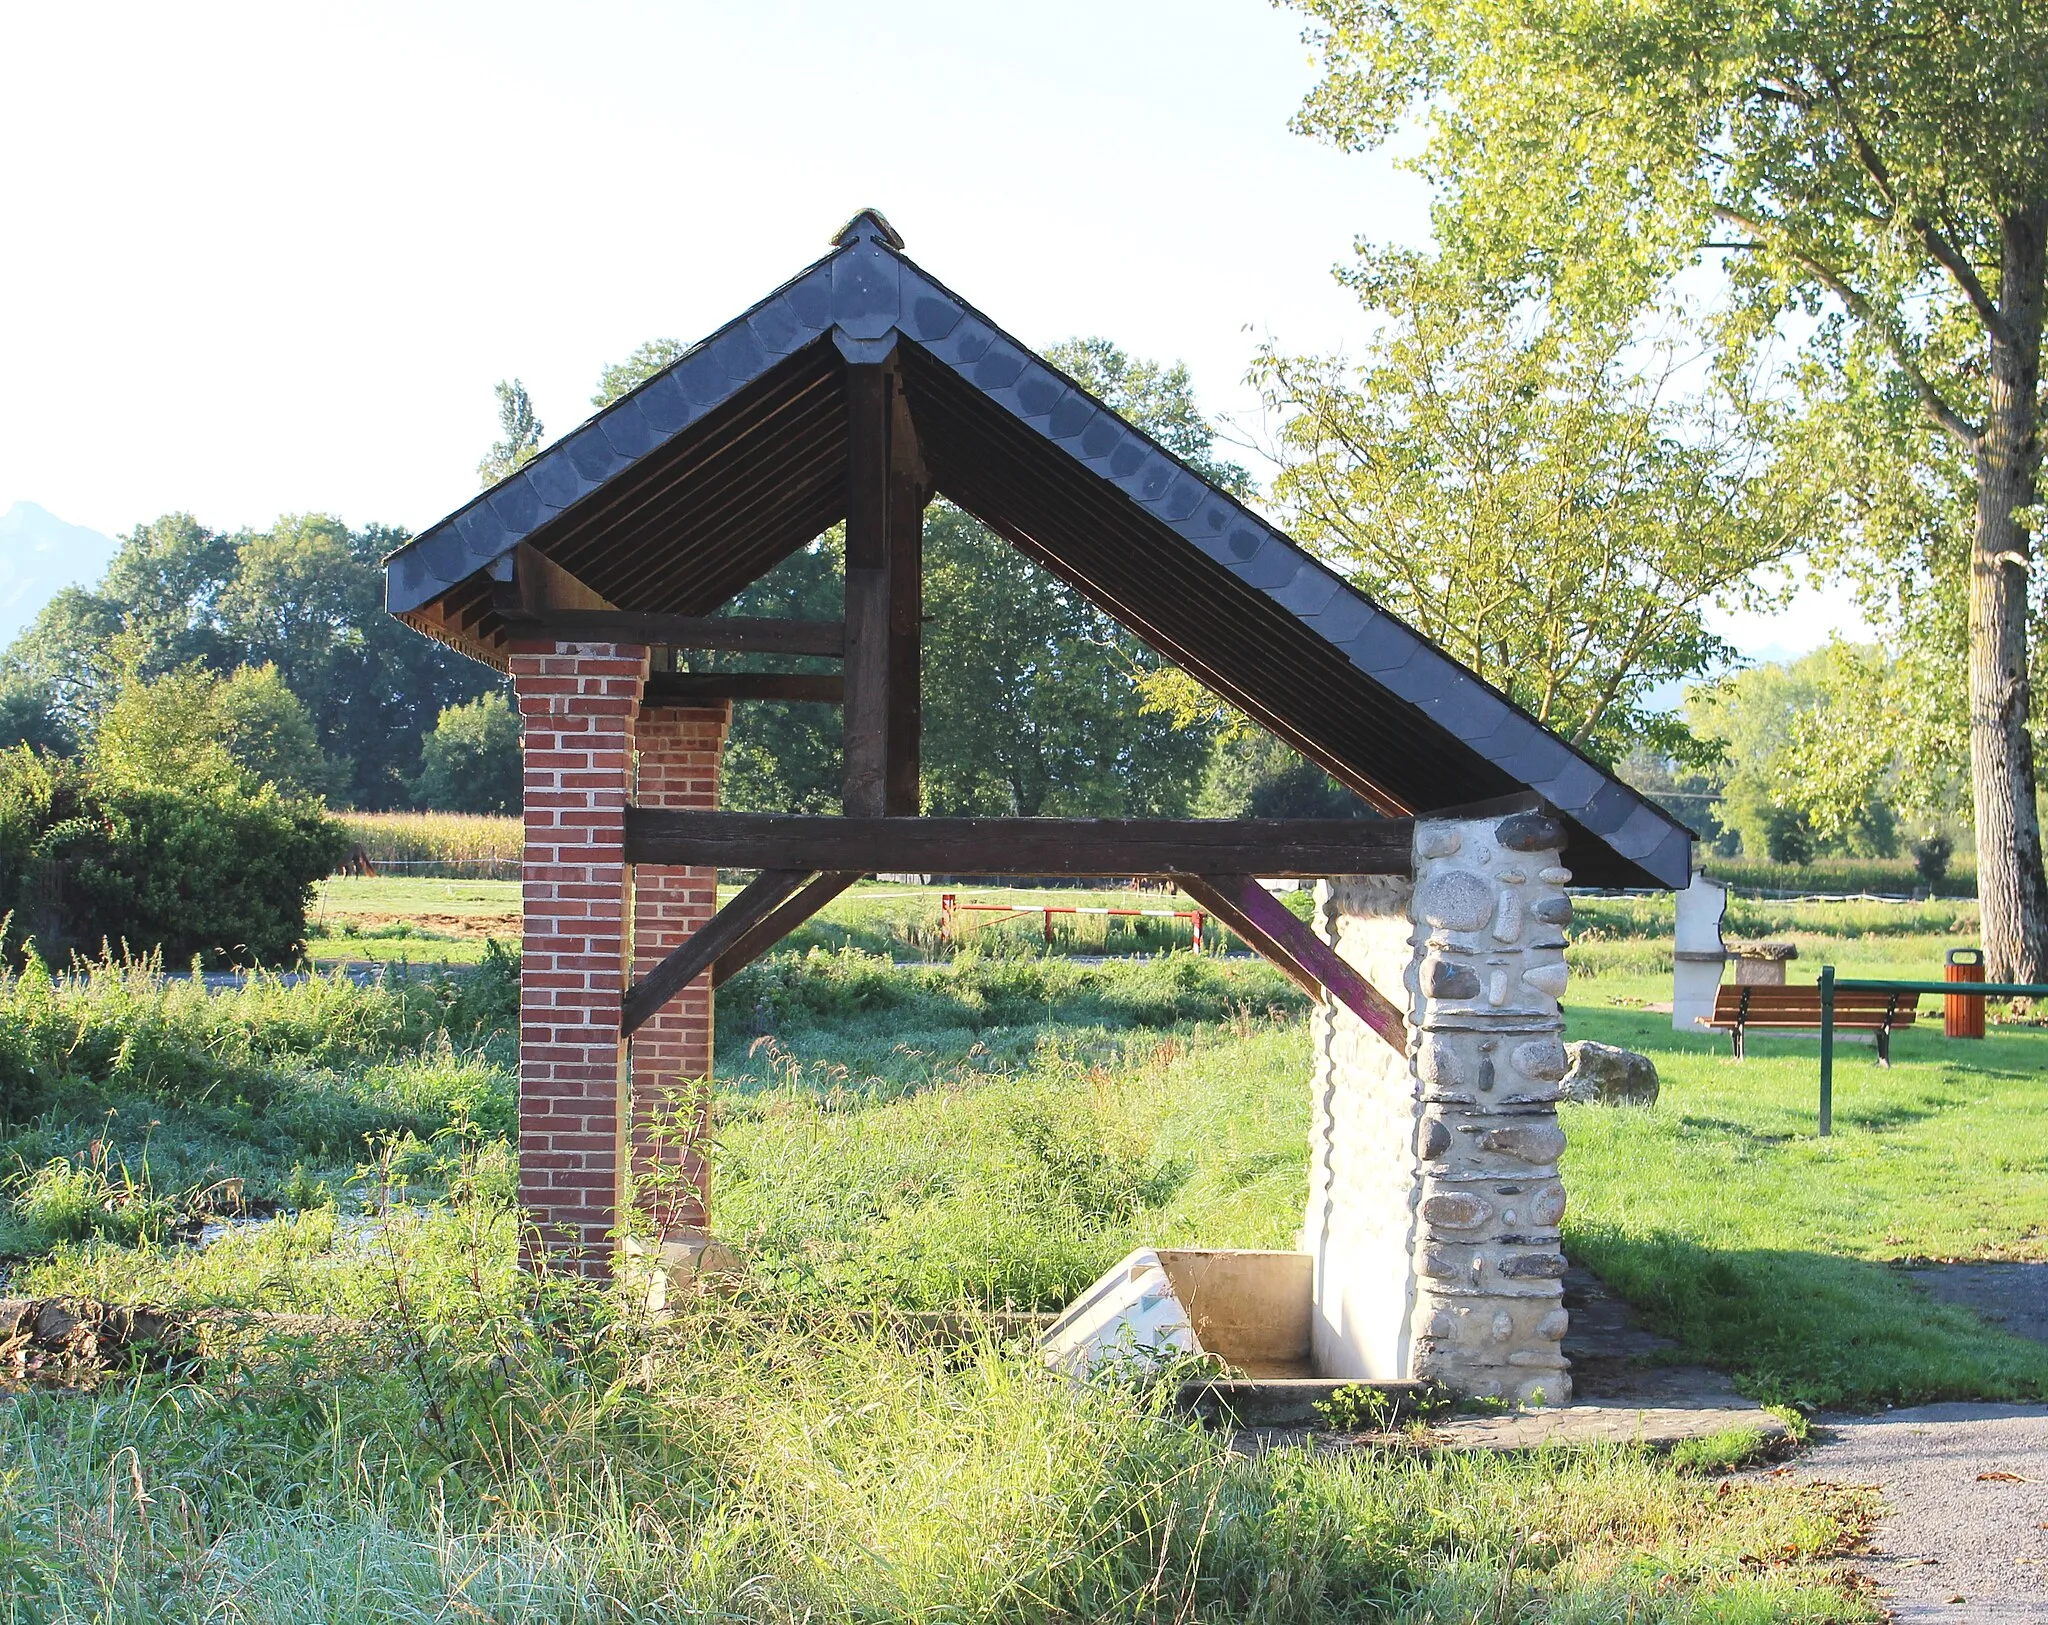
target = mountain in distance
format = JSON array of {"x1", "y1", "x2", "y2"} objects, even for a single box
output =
[{"x1": 0, "y1": 501, "x2": 119, "y2": 649}]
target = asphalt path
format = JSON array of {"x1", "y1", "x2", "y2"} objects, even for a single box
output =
[{"x1": 1785, "y1": 1403, "x2": 2048, "y2": 1621}]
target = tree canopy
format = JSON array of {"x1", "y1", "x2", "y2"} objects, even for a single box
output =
[{"x1": 1285, "y1": 0, "x2": 2048, "y2": 972}]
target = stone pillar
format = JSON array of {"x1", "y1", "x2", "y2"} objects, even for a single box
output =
[
  {"x1": 1305, "y1": 803, "x2": 1574, "y2": 1403},
  {"x1": 629, "y1": 702, "x2": 732, "y2": 1236},
  {"x1": 510, "y1": 640, "x2": 647, "y2": 1276}
]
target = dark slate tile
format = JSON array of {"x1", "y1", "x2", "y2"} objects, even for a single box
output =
[
  {"x1": 565, "y1": 426, "x2": 626, "y2": 485},
  {"x1": 1534, "y1": 757, "x2": 1604, "y2": 813},
  {"x1": 1119, "y1": 456, "x2": 1176, "y2": 507},
  {"x1": 749, "y1": 296, "x2": 809, "y2": 357},
  {"x1": 1612, "y1": 803, "x2": 1679, "y2": 859},
  {"x1": 526, "y1": 451, "x2": 590, "y2": 511},
  {"x1": 1224, "y1": 525, "x2": 1264, "y2": 562},
  {"x1": 785, "y1": 267, "x2": 834, "y2": 330},
  {"x1": 973, "y1": 345, "x2": 1027, "y2": 391},
  {"x1": 1155, "y1": 472, "x2": 1204, "y2": 522},
  {"x1": 1107, "y1": 439, "x2": 1147, "y2": 480},
  {"x1": 832, "y1": 245, "x2": 900, "y2": 339},
  {"x1": 1302, "y1": 592, "x2": 1375, "y2": 646},
  {"x1": 907, "y1": 293, "x2": 964, "y2": 343},
  {"x1": 1485, "y1": 728, "x2": 1569, "y2": 789},
  {"x1": 1013, "y1": 367, "x2": 1063, "y2": 421},
  {"x1": 598, "y1": 398, "x2": 658, "y2": 461},
  {"x1": 1374, "y1": 651, "x2": 1443, "y2": 704},
  {"x1": 1575, "y1": 781, "x2": 1636, "y2": 836},
  {"x1": 1269, "y1": 565, "x2": 1342, "y2": 618},
  {"x1": 712, "y1": 322, "x2": 770, "y2": 387},
  {"x1": 452, "y1": 502, "x2": 508, "y2": 558},
  {"x1": 633, "y1": 373, "x2": 698, "y2": 437},
  {"x1": 485, "y1": 474, "x2": 543, "y2": 536},
  {"x1": 1421, "y1": 680, "x2": 1511, "y2": 744},
  {"x1": 1231, "y1": 547, "x2": 1304, "y2": 591},
  {"x1": 673, "y1": 348, "x2": 732, "y2": 410},
  {"x1": 1341, "y1": 616, "x2": 1423, "y2": 676},
  {"x1": 1077, "y1": 415, "x2": 1123, "y2": 463},
  {"x1": 1046, "y1": 392, "x2": 1093, "y2": 441},
  {"x1": 1199, "y1": 500, "x2": 1233, "y2": 534},
  {"x1": 932, "y1": 317, "x2": 994, "y2": 366},
  {"x1": 1635, "y1": 826, "x2": 1695, "y2": 888}
]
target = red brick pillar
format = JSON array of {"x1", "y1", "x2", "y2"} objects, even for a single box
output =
[
  {"x1": 629, "y1": 702, "x2": 732, "y2": 1235},
  {"x1": 510, "y1": 640, "x2": 647, "y2": 1276}
]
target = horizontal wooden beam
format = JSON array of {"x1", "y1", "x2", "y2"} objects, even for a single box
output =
[
  {"x1": 1175, "y1": 872, "x2": 1407, "y2": 1052},
  {"x1": 515, "y1": 609, "x2": 846, "y2": 657},
  {"x1": 645, "y1": 672, "x2": 845, "y2": 704},
  {"x1": 623, "y1": 810, "x2": 1413, "y2": 876}
]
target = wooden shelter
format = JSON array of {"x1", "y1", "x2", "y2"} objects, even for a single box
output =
[{"x1": 386, "y1": 210, "x2": 1692, "y2": 1277}]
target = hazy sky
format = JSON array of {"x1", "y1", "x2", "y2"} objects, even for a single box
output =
[{"x1": 0, "y1": 0, "x2": 1864, "y2": 652}]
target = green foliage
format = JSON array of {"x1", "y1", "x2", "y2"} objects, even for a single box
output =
[
  {"x1": 1255, "y1": 252, "x2": 1816, "y2": 764},
  {"x1": 1687, "y1": 648, "x2": 1917, "y2": 861},
  {"x1": 1197, "y1": 729, "x2": 1367, "y2": 818},
  {"x1": 412, "y1": 690, "x2": 522, "y2": 814},
  {"x1": 62, "y1": 783, "x2": 349, "y2": 967},
  {"x1": 591, "y1": 337, "x2": 687, "y2": 407},
  {"x1": 476, "y1": 378, "x2": 543, "y2": 485},
  {"x1": 0, "y1": 513, "x2": 495, "y2": 809}
]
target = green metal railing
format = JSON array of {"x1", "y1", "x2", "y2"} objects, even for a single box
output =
[{"x1": 1816, "y1": 965, "x2": 2048, "y2": 1135}]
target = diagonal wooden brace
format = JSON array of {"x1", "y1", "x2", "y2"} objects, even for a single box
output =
[
  {"x1": 622, "y1": 868, "x2": 814, "y2": 1036},
  {"x1": 711, "y1": 871, "x2": 862, "y2": 988},
  {"x1": 1176, "y1": 873, "x2": 1408, "y2": 1053}
]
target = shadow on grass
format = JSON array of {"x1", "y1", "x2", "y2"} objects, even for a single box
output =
[{"x1": 1567, "y1": 1223, "x2": 2048, "y2": 1411}]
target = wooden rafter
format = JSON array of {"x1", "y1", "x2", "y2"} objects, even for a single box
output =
[
  {"x1": 621, "y1": 868, "x2": 814, "y2": 1036},
  {"x1": 1174, "y1": 873, "x2": 1406, "y2": 1052},
  {"x1": 710, "y1": 872, "x2": 862, "y2": 988}
]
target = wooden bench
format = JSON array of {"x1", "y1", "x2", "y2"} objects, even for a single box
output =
[{"x1": 1707, "y1": 984, "x2": 1920, "y2": 1065}]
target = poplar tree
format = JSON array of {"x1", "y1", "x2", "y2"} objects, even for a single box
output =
[{"x1": 1286, "y1": 0, "x2": 2048, "y2": 976}]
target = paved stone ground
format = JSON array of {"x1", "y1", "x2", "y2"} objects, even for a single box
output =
[{"x1": 1781, "y1": 1404, "x2": 2048, "y2": 1622}]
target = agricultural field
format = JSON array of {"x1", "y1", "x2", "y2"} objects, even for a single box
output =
[{"x1": 1, "y1": 892, "x2": 2039, "y2": 1617}]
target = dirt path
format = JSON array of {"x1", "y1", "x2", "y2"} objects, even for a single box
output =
[{"x1": 1784, "y1": 1404, "x2": 2048, "y2": 1621}]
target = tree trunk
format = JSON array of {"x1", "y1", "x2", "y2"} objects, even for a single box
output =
[{"x1": 1970, "y1": 203, "x2": 2048, "y2": 983}]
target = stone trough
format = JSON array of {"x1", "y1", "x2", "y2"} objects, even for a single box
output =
[{"x1": 1043, "y1": 802, "x2": 1578, "y2": 1410}]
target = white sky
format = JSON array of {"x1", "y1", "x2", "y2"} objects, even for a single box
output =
[{"x1": 0, "y1": 0, "x2": 1865, "y2": 658}]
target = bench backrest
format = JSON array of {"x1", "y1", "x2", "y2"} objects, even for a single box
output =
[{"x1": 1709, "y1": 984, "x2": 1920, "y2": 1024}]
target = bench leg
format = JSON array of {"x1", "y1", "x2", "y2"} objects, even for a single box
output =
[
  {"x1": 1732, "y1": 1026, "x2": 1745, "y2": 1061},
  {"x1": 1877, "y1": 1026, "x2": 1891, "y2": 1067}
]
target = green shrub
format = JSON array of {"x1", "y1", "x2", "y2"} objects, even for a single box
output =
[{"x1": 61, "y1": 782, "x2": 349, "y2": 965}]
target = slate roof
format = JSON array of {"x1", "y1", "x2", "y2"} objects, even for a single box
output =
[{"x1": 385, "y1": 210, "x2": 1692, "y2": 888}]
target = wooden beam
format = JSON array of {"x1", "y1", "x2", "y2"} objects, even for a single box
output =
[
  {"x1": 710, "y1": 872, "x2": 862, "y2": 987},
  {"x1": 842, "y1": 359, "x2": 893, "y2": 817},
  {"x1": 519, "y1": 611, "x2": 845, "y2": 657},
  {"x1": 621, "y1": 869, "x2": 815, "y2": 1036},
  {"x1": 623, "y1": 810, "x2": 1414, "y2": 875},
  {"x1": 644, "y1": 673, "x2": 844, "y2": 704},
  {"x1": 886, "y1": 379, "x2": 925, "y2": 814},
  {"x1": 1175, "y1": 873, "x2": 1407, "y2": 1052}
]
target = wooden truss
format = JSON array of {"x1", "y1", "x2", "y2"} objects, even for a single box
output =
[{"x1": 514, "y1": 344, "x2": 1412, "y2": 1054}]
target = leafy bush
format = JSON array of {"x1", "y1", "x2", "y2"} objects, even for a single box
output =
[{"x1": 0, "y1": 746, "x2": 348, "y2": 968}]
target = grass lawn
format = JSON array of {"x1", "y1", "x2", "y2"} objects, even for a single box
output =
[{"x1": 0, "y1": 948, "x2": 1881, "y2": 1620}]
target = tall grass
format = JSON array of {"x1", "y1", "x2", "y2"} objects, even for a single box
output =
[
  {"x1": 335, "y1": 811, "x2": 522, "y2": 875},
  {"x1": 1703, "y1": 852, "x2": 1976, "y2": 898}
]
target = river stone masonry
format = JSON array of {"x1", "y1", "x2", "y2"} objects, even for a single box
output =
[{"x1": 1304, "y1": 803, "x2": 1574, "y2": 1403}]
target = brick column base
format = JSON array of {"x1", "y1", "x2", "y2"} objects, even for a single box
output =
[
  {"x1": 630, "y1": 703, "x2": 732, "y2": 1236},
  {"x1": 511, "y1": 641, "x2": 647, "y2": 1277}
]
